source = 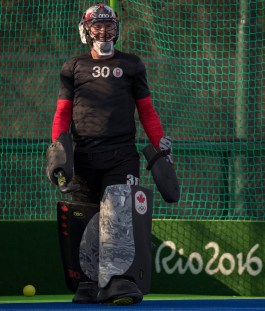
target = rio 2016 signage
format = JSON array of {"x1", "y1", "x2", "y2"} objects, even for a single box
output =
[{"x1": 155, "y1": 241, "x2": 263, "y2": 276}]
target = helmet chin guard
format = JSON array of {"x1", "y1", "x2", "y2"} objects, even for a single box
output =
[
  {"x1": 79, "y1": 3, "x2": 119, "y2": 50},
  {"x1": 92, "y1": 41, "x2": 114, "y2": 56}
]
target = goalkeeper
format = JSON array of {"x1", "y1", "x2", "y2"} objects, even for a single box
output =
[{"x1": 49, "y1": 3, "x2": 175, "y2": 306}]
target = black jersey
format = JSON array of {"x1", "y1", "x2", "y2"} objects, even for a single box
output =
[{"x1": 58, "y1": 50, "x2": 150, "y2": 152}]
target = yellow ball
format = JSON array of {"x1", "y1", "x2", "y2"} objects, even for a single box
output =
[{"x1": 23, "y1": 285, "x2": 36, "y2": 297}]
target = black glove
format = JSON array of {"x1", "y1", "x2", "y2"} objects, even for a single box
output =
[{"x1": 46, "y1": 132, "x2": 80, "y2": 193}]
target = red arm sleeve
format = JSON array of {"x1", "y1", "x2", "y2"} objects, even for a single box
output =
[
  {"x1": 136, "y1": 95, "x2": 164, "y2": 150},
  {"x1": 52, "y1": 99, "x2": 73, "y2": 142}
]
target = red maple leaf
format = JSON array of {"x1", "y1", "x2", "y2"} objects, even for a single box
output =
[{"x1": 137, "y1": 193, "x2": 145, "y2": 203}]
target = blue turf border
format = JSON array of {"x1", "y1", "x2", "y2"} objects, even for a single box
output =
[{"x1": 0, "y1": 299, "x2": 265, "y2": 311}]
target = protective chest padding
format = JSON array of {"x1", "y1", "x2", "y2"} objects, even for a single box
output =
[
  {"x1": 57, "y1": 200, "x2": 99, "y2": 292},
  {"x1": 46, "y1": 132, "x2": 74, "y2": 185},
  {"x1": 143, "y1": 144, "x2": 180, "y2": 203},
  {"x1": 99, "y1": 185, "x2": 153, "y2": 294}
]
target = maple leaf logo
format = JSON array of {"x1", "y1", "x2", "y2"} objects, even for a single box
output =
[
  {"x1": 135, "y1": 191, "x2": 148, "y2": 215},
  {"x1": 137, "y1": 193, "x2": 146, "y2": 204}
]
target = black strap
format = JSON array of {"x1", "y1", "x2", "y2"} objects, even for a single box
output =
[{"x1": 146, "y1": 149, "x2": 170, "y2": 170}]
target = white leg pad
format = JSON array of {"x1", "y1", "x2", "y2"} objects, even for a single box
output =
[{"x1": 98, "y1": 184, "x2": 153, "y2": 294}]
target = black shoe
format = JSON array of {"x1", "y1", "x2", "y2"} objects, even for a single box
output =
[
  {"x1": 72, "y1": 281, "x2": 99, "y2": 304},
  {"x1": 97, "y1": 278, "x2": 143, "y2": 305}
]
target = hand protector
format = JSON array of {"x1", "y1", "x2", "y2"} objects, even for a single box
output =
[
  {"x1": 143, "y1": 137, "x2": 180, "y2": 203},
  {"x1": 159, "y1": 136, "x2": 173, "y2": 164},
  {"x1": 46, "y1": 132, "x2": 79, "y2": 193}
]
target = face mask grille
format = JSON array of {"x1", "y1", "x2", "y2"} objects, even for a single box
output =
[{"x1": 89, "y1": 20, "x2": 118, "y2": 42}]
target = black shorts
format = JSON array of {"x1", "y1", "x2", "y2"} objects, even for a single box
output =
[{"x1": 72, "y1": 145, "x2": 140, "y2": 204}]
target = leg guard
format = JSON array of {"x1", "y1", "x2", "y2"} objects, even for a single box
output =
[
  {"x1": 98, "y1": 184, "x2": 153, "y2": 294},
  {"x1": 57, "y1": 201, "x2": 99, "y2": 292}
]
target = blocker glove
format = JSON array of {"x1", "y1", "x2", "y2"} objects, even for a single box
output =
[
  {"x1": 143, "y1": 136, "x2": 180, "y2": 203},
  {"x1": 159, "y1": 136, "x2": 173, "y2": 164}
]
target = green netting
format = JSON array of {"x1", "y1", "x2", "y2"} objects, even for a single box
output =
[{"x1": 0, "y1": 0, "x2": 264, "y2": 220}]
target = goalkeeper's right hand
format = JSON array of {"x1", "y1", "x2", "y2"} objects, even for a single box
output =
[
  {"x1": 56, "y1": 170, "x2": 80, "y2": 194},
  {"x1": 159, "y1": 136, "x2": 173, "y2": 164}
]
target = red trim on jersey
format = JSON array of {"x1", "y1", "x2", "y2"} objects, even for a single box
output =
[
  {"x1": 52, "y1": 99, "x2": 73, "y2": 142},
  {"x1": 136, "y1": 95, "x2": 164, "y2": 150}
]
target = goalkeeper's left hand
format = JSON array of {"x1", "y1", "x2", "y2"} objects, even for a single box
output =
[{"x1": 159, "y1": 136, "x2": 173, "y2": 164}]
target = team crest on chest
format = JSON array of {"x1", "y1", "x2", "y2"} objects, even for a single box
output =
[{"x1": 113, "y1": 67, "x2": 123, "y2": 78}]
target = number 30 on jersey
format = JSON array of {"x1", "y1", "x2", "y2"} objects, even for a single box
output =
[{"x1": 92, "y1": 66, "x2": 123, "y2": 78}]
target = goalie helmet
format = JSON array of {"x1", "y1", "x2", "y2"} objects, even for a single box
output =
[{"x1": 79, "y1": 3, "x2": 119, "y2": 55}]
